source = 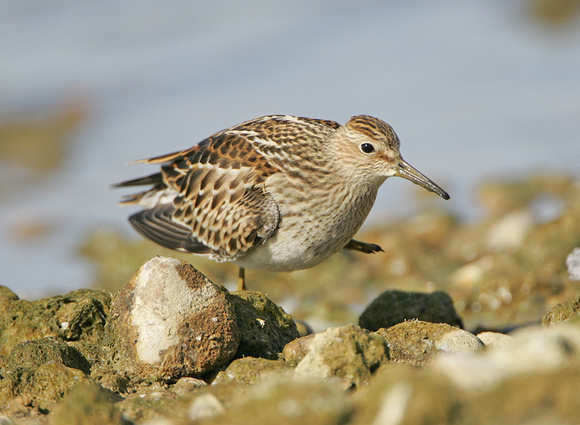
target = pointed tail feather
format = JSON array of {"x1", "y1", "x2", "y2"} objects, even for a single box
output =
[{"x1": 111, "y1": 172, "x2": 163, "y2": 188}]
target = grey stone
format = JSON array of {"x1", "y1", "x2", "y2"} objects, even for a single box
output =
[
  {"x1": 359, "y1": 290, "x2": 463, "y2": 331},
  {"x1": 476, "y1": 331, "x2": 512, "y2": 349}
]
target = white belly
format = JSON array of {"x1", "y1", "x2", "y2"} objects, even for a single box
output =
[{"x1": 234, "y1": 179, "x2": 379, "y2": 271}]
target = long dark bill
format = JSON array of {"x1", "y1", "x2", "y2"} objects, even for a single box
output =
[{"x1": 395, "y1": 159, "x2": 450, "y2": 200}]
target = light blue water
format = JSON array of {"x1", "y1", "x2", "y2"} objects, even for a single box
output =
[{"x1": 1, "y1": 0, "x2": 579, "y2": 296}]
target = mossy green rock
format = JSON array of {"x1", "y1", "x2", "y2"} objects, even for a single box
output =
[
  {"x1": 0, "y1": 361, "x2": 92, "y2": 415},
  {"x1": 9, "y1": 337, "x2": 91, "y2": 375},
  {"x1": 376, "y1": 320, "x2": 483, "y2": 366},
  {"x1": 0, "y1": 286, "x2": 111, "y2": 356},
  {"x1": 49, "y1": 382, "x2": 128, "y2": 425},
  {"x1": 203, "y1": 377, "x2": 352, "y2": 425},
  {"x1": 212, "y1": 357, "x2": 292, "y2": 386},
  {"x1": 228, "y1": 290, "x2": 300, "y2": 359},
  {"x1": 353, "y1": 358, "x2": 580, "y2": 425},
  {"x1": 543, "y1": 297, "x2": 580, "y2": 326},
  {"x1": 359, "y1": 290, "x2": 463, "y2": 331},
  {"x1": 294, "y1": 324, "x2": 388, "y2": 386}
]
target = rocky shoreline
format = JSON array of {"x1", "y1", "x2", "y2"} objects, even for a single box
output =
[
  {"x1": 2, "y1": 251, "x2": 580, "y2": 424},
  {"x1": 2, "y1": 174, "x2": 580, "y2": 424}
]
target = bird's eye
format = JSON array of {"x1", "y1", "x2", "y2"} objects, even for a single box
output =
[{"x1": 360, "y1": 143, "x2": 375, "y2": 154}]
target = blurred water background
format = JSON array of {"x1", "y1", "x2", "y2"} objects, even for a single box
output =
[{"x1": 1, "y1": 0, "x2": 579, "y2": 297}]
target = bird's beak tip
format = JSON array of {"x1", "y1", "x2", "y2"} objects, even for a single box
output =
[{"x1": 395, "y1": 159, "x2": 450, "y2": 201}]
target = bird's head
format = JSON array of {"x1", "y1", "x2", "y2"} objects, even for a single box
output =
[{"x1": 335, "y1": 115, "x2": 450, "y2": 200}]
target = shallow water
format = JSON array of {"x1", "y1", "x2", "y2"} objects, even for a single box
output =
[{"x1": 1, "y1": 1, "x2": 579, "y2": 296}]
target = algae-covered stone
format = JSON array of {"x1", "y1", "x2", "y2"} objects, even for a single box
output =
[
  {"x1": 0, "y1": 362, "x2": 93, "y2": 415},
  {"x1": 0, "y1": 337, "x2": 98, "y2": 416},
  {"x1": 203, "y1": 376, "x2": 351, "y2": 425},
  {"x1": 359, "y1": 290, "x2": 463, "y2": 331},
  {"x1": 377, "y1": 320, "x2": 483, "y2": 366},
  {"x1": 49, "y1": 382, "x2": 128, "y2": 425},
  {"x1": 188, "y1": 392, "x2": 226, "y2": 422},
  {"x1": 105, "y1": 257, "x2": 239, "y2": 382},
  {"x1": 294, "y1": 324, "x2": 388, "y2": 386},
  {"x1": 212, "y1": 357, "x2": 292, "y2": 386},
  {"x1": 353, "y1": 364, "x2": 460, "y2": 425},
  {"x1": 543, "y1": 297, "x2": 580, "y2": 326},
  {"x1": 0, "y1": 286, "x2": 111, "y2": 356},
  {"x1": 355, "y1": 362, "x2": 580, "y2": 425},
  {"x1": 228, "y1": 290, "x2": 300, "y2": 359},
  {"x1": 9, "y1": 337, "x2": 91, "y2": 375},
  {"x1": 356, "y1": 328, "x2": 580, "y2": 425}
]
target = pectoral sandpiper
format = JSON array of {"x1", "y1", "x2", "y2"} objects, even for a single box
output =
[{"x1": 115, "y1": 115, "x2": 449, "y2": 290}]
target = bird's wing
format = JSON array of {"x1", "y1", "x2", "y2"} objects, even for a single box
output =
[
  {"x1": 116, "y1": 115, "x2": 341, "y2": 261},
  {"x1": 125, "y1": 139, "x2": 279, "y2": 261}
]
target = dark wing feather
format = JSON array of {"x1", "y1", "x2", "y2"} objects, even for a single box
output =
[{"x1": 129, "y1": 205, "x2": 211, "y2": 254}]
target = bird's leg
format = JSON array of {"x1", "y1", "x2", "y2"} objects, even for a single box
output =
[
  {"x1": 237, "y1": 267, "x2": 246, "y2": 291},
  {"x1": 344, "y1": 239, "x2": 384, "y2": 254}
]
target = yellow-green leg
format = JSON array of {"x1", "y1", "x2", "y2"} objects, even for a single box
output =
[{"x1": 237, "y1": 267, "x2": 246, "y2": 291}]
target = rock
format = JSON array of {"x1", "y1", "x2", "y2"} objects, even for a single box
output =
[
  {"x1": 353, "y1": 365, "x2": 459, "y2": 425},
  {"x1": 105, "y1": 257, "x2": 239, "y2": 382},
  {"x1": 171, "y1": 377, "x2": 208, "y2": 394},
  {"x1": 0, "y1": 286, "x2": 111, "y2": 356},
  {"x1": 227, "y1": 291, "x2": 299, "y2": 359},
  {"x1": 359, "y1": 290, "x2": 463, "y2": 331},
  {"x1": 476, "y1": 331, "x2": 512, "y2": 348},
  {"x1": 377, "y1": 320, "x2": 484, "y2": 366},
  {"x1": 0, "y1": 362, "x2": 93, "y2": 416},
  {"x1": 354, "y1": 358, "x2": 580, "y2": 425},
  {"x1": 543, "y1": 297, "x2": 580, "y2": 326},
  {"x1": 201, "y1": 376, "x2": 351, "y2": 425},
  {"x1": 294, "y1": 319, "x2": 314, "y2": 337},
  {"x1": 490, "y1": 325, "x2": 580, "y2": 374},
  {"x1": 434, "y1": 325, "x2": 580, "y2": 391},
  {"x1": 49, "y1": 382, "x2": 128, "y2": 425},
  {"x1": 116, "y1": 386, "x2": 184, "y2": 424},
  {"x1": 9, "y1": 337, "x2": 91, "y2": 375},
  {"x1": 188, "y1": 392, "x2": 225, "y2": 422},
  {"x1": 0, "y1": 337, "x2": 98, "y2": 416},
  {"x1": 282, "y1": 334, "x2": 315, "y2": 366},
  {"x1": 294, "y1": 324, "x2": 388, "y2": 386},
  {"x1": 567, "y1": 247, "x2": 580, "y2": 280},
  {"x1": 212, "y1": 357, "x2": 292, "y2": 386},
  {"x1": 355, "y1": 325, "x2": 580, "y2": 424}
]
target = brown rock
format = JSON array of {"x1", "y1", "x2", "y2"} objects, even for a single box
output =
[{"x1": 105, "y1": 256, "x2": 239, "y2": 382}]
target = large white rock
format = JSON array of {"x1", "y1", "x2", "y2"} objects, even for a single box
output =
[{"x1": 106, "y1": 256, "x2": 239, "y2": 381}]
